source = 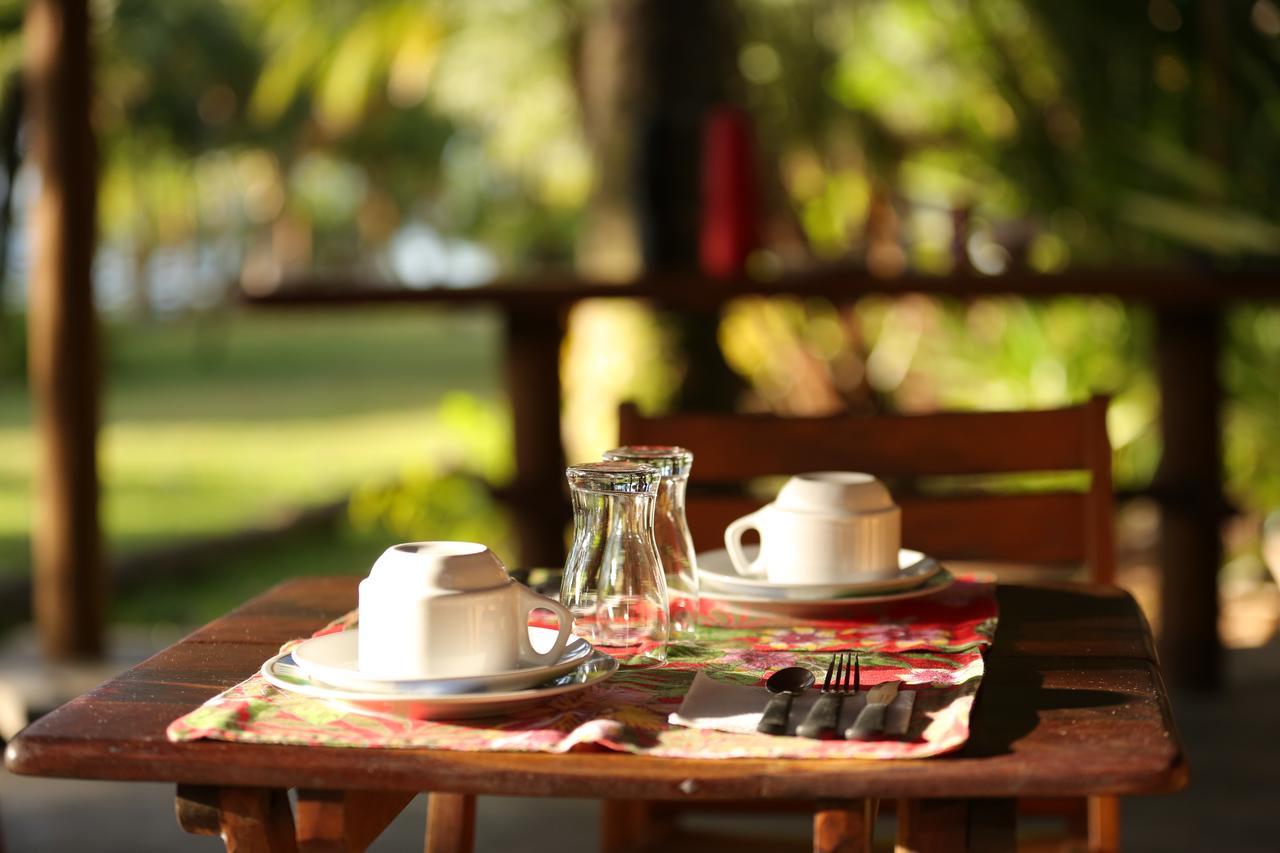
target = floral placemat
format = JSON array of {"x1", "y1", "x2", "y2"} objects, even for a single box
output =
[{"x1": 167, "y1": 581, "x2": 996, "y2": 759}]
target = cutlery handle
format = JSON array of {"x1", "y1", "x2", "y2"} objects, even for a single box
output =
[
  {"x1": 756, "y1": 692, "x2": 794, "y2": 735},
  {"x1": 796, "y1": 693, "x2": 843, "y2": 739},
  {"x1": 846, "y1": 702, "x2": 888, "y2": 741}
]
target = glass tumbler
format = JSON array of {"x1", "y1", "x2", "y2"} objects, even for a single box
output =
[
  {"x1": 560, "y1": 461, "x2": 669, "y2": 667},
  {"x1": 603, "y1": 445, "x2": 698, "y2": 641}
]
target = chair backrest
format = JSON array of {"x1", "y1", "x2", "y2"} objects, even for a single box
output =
[{"x1": 618, "y1": 396, "x2": 1115, "y2": 584}]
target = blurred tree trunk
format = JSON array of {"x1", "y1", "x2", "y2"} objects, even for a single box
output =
[
  {"x1": 635, "y1": 0, "x2": 744, "y2": 412},
  {"x1": 575, "y1": 0, "x2": 745, "y2": 412},
  {"x1": 25, "y1": 0, "x2": 104, "y2": 660}
]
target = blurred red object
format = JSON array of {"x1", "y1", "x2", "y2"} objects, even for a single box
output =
[{"x1": 700, "y1": 105, "x2": 759, "y2": 278}]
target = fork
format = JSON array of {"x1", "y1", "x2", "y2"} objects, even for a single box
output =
[{"x1": 795, "y1": 651, "x2": 855, "y2": 739}]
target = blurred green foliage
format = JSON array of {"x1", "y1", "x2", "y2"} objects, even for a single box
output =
[
  {"x1": 0, "y1": 0, "x2": 1263, "y2": 276},
  {"x1": 349, "y1": 470, "x2": 516, "y2": 563},
  {"x1": 84, "y1": 0, "x2": 589, "y2": 275},
  {"x1": 741, "y1": 0, "x2": 1280, "y2": 265},
  {"x1": 1225, "y1": 305, "x2": 1280, "y2": 510},
  {"x1": 347, "y1": 391, "x2": 518, "y2": 563},
  {"x1": 65, "y1": 1, "x2": 1280, "y2": 278}
]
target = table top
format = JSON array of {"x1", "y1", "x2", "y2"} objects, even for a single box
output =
[{"x1": 5, "y1": 577, "x2": 1186, "y2": 801}]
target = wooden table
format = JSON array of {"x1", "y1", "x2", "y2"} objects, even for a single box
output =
[{"x1": 4, "y1": 577, "x2": 1186, "y2": 852}]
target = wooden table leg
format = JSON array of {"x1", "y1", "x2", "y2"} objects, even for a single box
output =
[
  {"x1": 814, "y1": 799, "x2": 878, "y2": 853},
  {"x1": 176, "y1": 784, "x2": 297, "y2": 853},
  {"x1": 295, "y1": 789, "x2": 415, "y2": 852},
  {"x1": 896, "y1": 798, "x2": 1014, "y2": 853},
  {"x1": 425, "y1": 792, "x2": 476, "y2": 853},
  {"x1": 1087, "y1": 795, "x2": 1121, "y2": 853},
  {"x1": 600, "y1": 800, "x2": 680, "y2": 853}
]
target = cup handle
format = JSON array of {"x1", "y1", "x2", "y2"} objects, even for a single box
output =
[
  {"x1": 725, "y1": 511, "x2": 767, "y2": 577},
  {"x1": 516, "y1": 585, "x2": 574, "y2": 666}
]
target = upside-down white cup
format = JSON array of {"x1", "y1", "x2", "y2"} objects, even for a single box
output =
[
  {"x1": 357, "y1": 542, "x2": 574, "y2": 678},
  {"x1": 724, "y1": 472, "x2": 901, "y2": 584}
]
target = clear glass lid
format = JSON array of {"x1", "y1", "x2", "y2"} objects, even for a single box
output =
[
  {"x1": 602, "y1": 446, "x2": 692, "y2": 478},
  {"x1": 565, "y1": 460, "x2": 661, "y2": 494}
]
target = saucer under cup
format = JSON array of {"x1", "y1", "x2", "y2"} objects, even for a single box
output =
[
  {"x1": 291, "y1": 627, "x2": 593, "y2": 695},
  {"x1": 264, "y1": 648, "x2": 618, "y2": 720},
  {"x1": 698, "y1": 545, "x2": 941, "y2": 600}
]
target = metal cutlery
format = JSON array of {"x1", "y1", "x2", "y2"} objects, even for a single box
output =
[
  {"x1": 846, "y1": 679, "x2": 901, "y2": 741},
  {"x1": 756, "y1": 666, "x2": 816, "y2": 735},
  {"x1": 796, "y1": 651, "x2": 855, "y2": 739}
]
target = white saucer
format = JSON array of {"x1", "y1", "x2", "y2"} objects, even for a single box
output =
[
  {"x1": 291, "y1": 627, "x2": 593, "y2": 695},
  {"x1": 262, "y1": 648, "x2": 618, "y2": 720},
  {"x1": 699, "y1": 567, "x2": 954, "y2": 612},
  {"x1": 697, "y1": 546, "x2": 942, "y2": 601}
]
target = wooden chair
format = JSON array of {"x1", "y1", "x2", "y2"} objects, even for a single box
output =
[{"x1": 609, "y1": 395, "x2": 1119, "y2": 852}]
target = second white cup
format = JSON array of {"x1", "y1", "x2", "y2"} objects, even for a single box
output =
[{"x1": 724, "y1": 472, "x2": 901, "y2": 585}]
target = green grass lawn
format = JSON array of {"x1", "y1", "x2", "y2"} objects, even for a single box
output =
[{"x1": 0, "y1": 307, "x2": 508, "y2": 582}]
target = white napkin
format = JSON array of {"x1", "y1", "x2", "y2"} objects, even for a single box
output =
[{"x1": 670, "y1": 672, "x2": 917, "y2": 737}]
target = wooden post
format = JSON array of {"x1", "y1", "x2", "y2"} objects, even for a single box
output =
[
  {"x1": 895, "y1": 799, "x2": 969, "y2": 852},
  {"x1": 24, "y1": 0, "x2": 104, "y2": 659},
  {"x1": 1154, "y1": 307, "x2": 1223, "y2": 690},
  {"x1": 895, "y1": 798, "x2": 1015, "y2": 852},
  {"x1": 814, "y1": 800, "x2": 877, "y2": 853},
  {"x1": 176, "y1": 785, "x2": 298, "y2": 853},
  {"x1": 504, "y1": 306, "x2": 569, "y2": 568},
  {"x1": 424, "y1": 793, "x2": 476, "y2": 853},
  {"x1": 295, "y1": 788, "x2": 414, "y2": 851}
]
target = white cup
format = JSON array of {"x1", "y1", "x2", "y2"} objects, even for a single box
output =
[
  {"x1": 357, "y1": 541, "x2": 574, "y2": 678},
  {"x1": 724, "y1": 472, "x2": 901, "y2": 584}
]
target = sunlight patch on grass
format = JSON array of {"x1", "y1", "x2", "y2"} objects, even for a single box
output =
[{"x1": 0, "y1": 400, "x2": 511, "y2": 572}]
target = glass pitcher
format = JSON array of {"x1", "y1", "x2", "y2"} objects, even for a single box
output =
[
  {"x1": 560, "y1": 461, "x2": 668, "y2": 667},
  {"x1": 603, "y1": 445, "x2": 698, "y2": 641}
]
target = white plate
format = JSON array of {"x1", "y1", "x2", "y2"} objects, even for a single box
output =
[
  {"x1": 262, "y1": 648, "x2": 618, "y2": 720},
  {"x1": 291, "y1": 627, "x2": 593, "y2": 695},
  {"x1": 699, "y1": 567, "x2": 955, "y2": 613},
  {"x1": 697, "y1": 546, "x2": 942, "y2": 600}
]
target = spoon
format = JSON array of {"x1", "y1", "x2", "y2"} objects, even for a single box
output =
[{"x1": 756, "y1": 666, "x2": 815, "y2": 735}]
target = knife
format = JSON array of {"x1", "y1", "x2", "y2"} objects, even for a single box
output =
[{"x1": 845, "y1": 680, "x2": 900, "y2": 741}]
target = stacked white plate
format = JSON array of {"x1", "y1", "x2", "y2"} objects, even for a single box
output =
[
  {"x1": 261, "y1": 626, "x2": 617, "y2": 720},
  {"x1": 697, "y1": 546, "x2": 953, "y2": 613}
]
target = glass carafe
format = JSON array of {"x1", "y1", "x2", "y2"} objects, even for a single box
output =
[
  {"x1": 603, "y1": 445, "x2": 697, "y2": 641},
  {"x1": 560, "y1": 461, "x2": 668, "y2": 667}
]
